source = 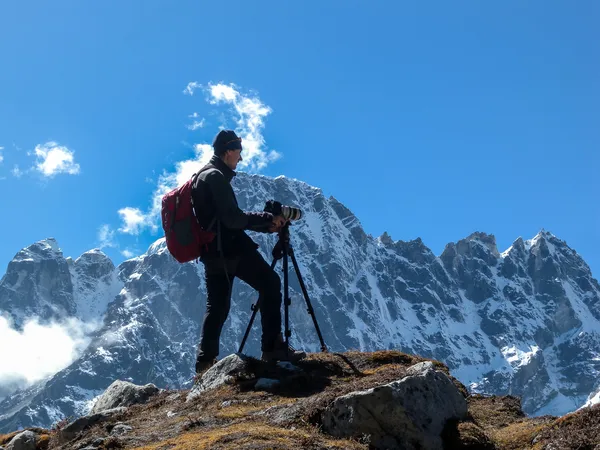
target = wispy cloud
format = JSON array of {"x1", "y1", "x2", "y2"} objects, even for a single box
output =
[
  {"x1": 0, "y1": 315, "x2": 94, "y2": 396},
  {"x1": 117, "y1": 82, "x2": 281, "y2": 236},
  {"x1": 121, "y1": 249, "x2": 135, "y2": 258},
  {"x1": 95, "y1": 224, "x2": 138, "y2": 259},
  {"x1": 183, "y1": 82, "x2": 201, "y2": 96},
  {"x1": 0, "y1": 146, "x2": 4, "y2": 164},
  {"x1": 33, "y1": 141, "x2": 80, "y2": 177},
  {"x1": 12, "y1": 165, "x2": 23, "y2": 178},
  {"x1": 207, "y1": 82, "x2": 281, "y2": 171},
  {"x1": 97, "y1": 224, "x2": 116, "y2": 248},
  {"x1": 187, "y1": 113, "x2": 206, "y2": 131}
]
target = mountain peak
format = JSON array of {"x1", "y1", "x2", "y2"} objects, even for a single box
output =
[
  {"x1": 525, "y1": 228, "x2": 561, "y2": 254},
  {"x1": 501, "y1": 236, "x2": 527, "y2": 258},
  {"x1": 12, "y1": 237, "x2": 63, "y2": 263},
  {"x1": 147, "y1": 238, "x2": 168, "y2": 257},
  {"x1": 378, "y1": 232, "x2": 394, "y2": 246},
  {"x1": 75, "y1": 248, "x2": 111, "y2": 261},
  {"x1": 464, "y1": 231, "x2": 500, "y2": 257}
]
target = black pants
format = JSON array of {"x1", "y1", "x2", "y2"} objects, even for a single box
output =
[{"x1": 196, "y1": 249, "x2": 282, "y2": 362}]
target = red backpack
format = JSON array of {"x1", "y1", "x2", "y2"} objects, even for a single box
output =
[{"x1": 161, "y1": 169, "x2": 216, "y2": 263}]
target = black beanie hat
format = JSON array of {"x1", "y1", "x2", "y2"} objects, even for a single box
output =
[{"x1": 212, "y1": 129, "x2": 243, "y2": 156}]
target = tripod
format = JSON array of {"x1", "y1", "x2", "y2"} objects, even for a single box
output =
[{"x1": 238, "y1": 223, "x2": 328, "y2": 356}]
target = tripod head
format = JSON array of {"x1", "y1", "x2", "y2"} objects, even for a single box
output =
[{"x1": 271, "y1": 222, "x2": 292, "y2": 261}]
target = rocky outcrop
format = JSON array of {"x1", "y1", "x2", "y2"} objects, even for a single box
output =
[{"x1": 1, "y1": 350, "x2": 600, "y2": 449}]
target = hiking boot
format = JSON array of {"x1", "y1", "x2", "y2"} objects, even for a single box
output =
[
  {"x1": 195, "y1": 357, "x2": 217, "y2": 375},
  {"x1": 261, "y1": 334, "x2": 306, "y2": 363}
]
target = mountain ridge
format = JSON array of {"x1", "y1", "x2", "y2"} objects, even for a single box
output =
[{"x1": 1, "y1": 172, "x2": 599, "y2": 432}]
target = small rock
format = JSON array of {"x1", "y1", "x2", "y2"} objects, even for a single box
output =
[
  {"x1": 276, "y1": 361, "x2": 303, "y2": 372},
  {"x1": 187, "y1": 353, "x2": 252, "y2": 402},
  {"x1": 91, "y1": 380, "x2": 160, "y2": 414},
  {"x1": 167, "y1": 411, "x2": 177, "y2": 418},
  {"x1": 166, "y1": 393, "x2": 181, "y2": 402},
  {"x1": 59, "y1": 407, "x2": 126, "y2": 443},
  {"x1": 255, "y1": 378, "x2": 280, "y2": 390},
  {"x1": 110, "y1": 423, "x2": 133, "y2": 436}
]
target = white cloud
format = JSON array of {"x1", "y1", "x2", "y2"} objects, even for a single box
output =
[
  {"x1": 12, "y1": 165, "x2": 23, "y2": 178},
  {"x1": 34, "y1": 141, "x2": 80, "y2": 177},
  {"x1": 206, "y1": 82, "x2": 282, "y2": 171},
  {"x1": 0, "y1": 316, "x2": 93, "y2": 394},
  {"x1": 121, "y1": 249, "x2": 135, "y2": 258},
  {"x1": 0, "y1": 146, "x2": 4, "y2": 164},
  {"x1": 117, "y1": 207, "x2": 155, "y2": 235},
  {"x1": 183, "y1": 82, "x2": 201, "y2": 96},
  {"x1": 187, "y1": 117, "x2": 206, "y2": 131},
  {"x1": 97, "y1": 224, "x2": 116, "y2": 248},
  {"x1": 117, "y1": 82, "x2": 281, "y2": 236}
]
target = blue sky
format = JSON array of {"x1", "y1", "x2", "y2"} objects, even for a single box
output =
[{"x1": 0, "y1": 1, "x2": 598, "y2": 278}]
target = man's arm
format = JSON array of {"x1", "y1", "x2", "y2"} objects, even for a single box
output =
[{"x1": 204, "y1": 170, "x2": 273, "y2": 231}]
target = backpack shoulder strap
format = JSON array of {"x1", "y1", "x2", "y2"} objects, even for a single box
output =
[
  {"x1": 192, "y1": 164, "x2": 222, "y2": 189},
  {"x1": 191, "y1": 164, "x2": 220, "y2": 232}
]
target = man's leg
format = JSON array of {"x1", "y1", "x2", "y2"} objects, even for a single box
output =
[
  {"x1": 233, "y1": 249, "x2": 282, "y2": 352},
  {"x1": 196, "y1": 265, "x2": 233, "y2": 369}
]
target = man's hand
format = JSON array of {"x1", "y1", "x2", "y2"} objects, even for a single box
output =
[{"x1": 268, "y1": 215, "x2": 287, "y2": 233}]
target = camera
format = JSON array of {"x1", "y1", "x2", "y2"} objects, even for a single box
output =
[{"x1": 264, "y1": 200, "x2": 303, "y2": 221}]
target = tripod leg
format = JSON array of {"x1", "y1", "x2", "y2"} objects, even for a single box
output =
[
  {"x1": 238, "y1": 258, "x2": 278, "y2": 354},
  {"x1": 283, "y1": 251, "x2": 290, "y2": 357},
  {"x1": 289, "y1": 249, "x2": 328, "y2": 352}
]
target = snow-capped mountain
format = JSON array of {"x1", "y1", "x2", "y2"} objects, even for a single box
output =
[
  {"x1": 0, "y1": 239, "x2": 76, "y2": 328},
  {"x1": 1, "y1": 172, "x2": 599, "y2": 432},
  {"x1": 0, "y1": 240, "x2": 120, "y2": 329}
]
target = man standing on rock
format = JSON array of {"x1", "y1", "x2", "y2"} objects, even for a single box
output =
[{"x1": 191, "y1": 129, "x2": 306, "y2": 374}]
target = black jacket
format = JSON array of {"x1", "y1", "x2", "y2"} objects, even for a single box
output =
[{"x1": 192, "y1": 155, "x2": 273, "y2": 259}]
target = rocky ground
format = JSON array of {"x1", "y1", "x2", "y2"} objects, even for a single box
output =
[{"x1": 0, "y1": 350, "x2": 598, "y2": 450}]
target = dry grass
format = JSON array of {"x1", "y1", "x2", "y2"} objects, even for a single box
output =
[
  {"x1": 532, "y1": 403, "x2": 600, "y2": 450},
  {"x1": 492, "y1": 420, "x2": 550, "y2": 450},
  {"x1": 37, "y1": 434, "x2": 51, "y2": 449},
  {"x1": 131, "y1": 422, "x2": 366, "y2": 450},
  {"x1": 468, "y1": 394, "x2": 527, "y2": 430},
  {"x1": 0, "y1": 431, "x2": 19, "y2": 446}
]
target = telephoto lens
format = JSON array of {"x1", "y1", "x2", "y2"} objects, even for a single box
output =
[
  {"x1": 264, "y1": 200, "x2": 303, "y2": 221},
  {"x1": 280, "y1": 205, "x2": 303, "y2": 221}
]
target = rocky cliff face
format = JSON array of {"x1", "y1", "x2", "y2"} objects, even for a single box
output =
[
  {"x1": 1, "y1": 172, "x2": 599, "y2": 431},
  {"x1": 0, "y1": 239, "x2": 75, "y2": 328}
]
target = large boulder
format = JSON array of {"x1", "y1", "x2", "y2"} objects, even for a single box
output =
[
  {"x1": 90, "y1": 380, "x2": 160, "y2": 414},
  {"x1": 321, "y1": 361, "x2": 468, "y2": 450}
]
